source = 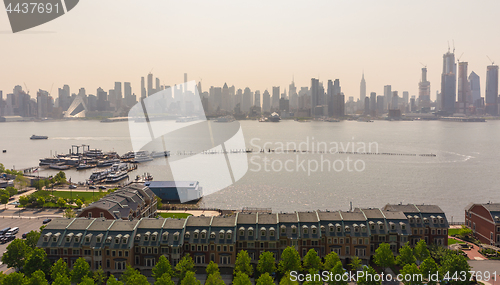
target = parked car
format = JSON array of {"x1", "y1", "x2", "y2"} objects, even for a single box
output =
[
  {"x1": 42, "y1": 218, "x2": 52, "y2": 224},
  {"x1": 8, "y1": 227, "x2": 19, "y2": 235},
  {"x1": 0, "y1": 234, "x2": 15, "y2": 244},
  {"x1": 0, "y1": 227, "x2": 11, "y2": 235},
  {"x1": 89, "y1": 186, "x2": 96, "y2": 190},
  {"x1": 22, "y1": 232, "x2": 29, "y2": 239},
  {"x1": 98, "y1": 186, "x2": 106, "y2": 190},
  {"x1": 69, "y1": 184, "x2": 77, "y2": 189}
]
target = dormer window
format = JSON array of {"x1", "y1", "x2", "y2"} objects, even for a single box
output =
[
  {"x1": 173, "y1": 232, "x2": 179, "y2": 241},
  {"x1": 162, "y1": 232, "x2": 169, "y2": 241},
  {"x1": 328, "y1": 223, "x2": 334, "y2": 232},
  {"x1": 302, "y1": 225, "x2": 308, "y2": 234},
  {"x1": 416, "y1": 217, "x2": 421, "y2": 223},
  {"x1": 226, "y1": 231, "x2": 232, "y2": 239},
  {"x1": 353, "y1": 224, "x2": 359, "y2": 233},
  {"x1": 106, "y1": 236, "x2": 112, "y2": 243},
  {"x1": 123, "y1": 234, "x2": 129, "y2": 244},
  {"x1": 184, "y1": 232, "x2": 190, "y2": 239},
  {"x1": 260, "y1": 227, "x2": 266, "y2": 236},
  {"x1": 152, "y1": 232, "x2": 158, "y2": 241},
  {"x1": 281, "y1": 225, "x2": 286, "y2": 233},
  {"x1": 291, "y1": 225, "x2": 297, "y2": 234},
  {"x1": 96, "y1": 234, "x2": 103, "y2": 243},
  {"x1": 66, "y1": 233, "x2": 73, "y2": 243},
  {"x1": 269, "y1": 227, "x2": 275, "y2": 237},
  {"x1": 201, "y1": 230, "x2": 207, "y2": 239},
  {"x1": 311, "y1": 225, "x2": 317, "y2": 234},
  {"x1": 239, "y1": 227, "x2": 245, "y2": 236},
  {"x1": 424, "y1": 217, "x2": 429, "y2": 223},
  {"x1": 219, "y1": 230, "x2": 225, "y2": 239},
  {"x1": 44, "y1": 233, "x2": 52, "y2": 242},
  {"x1": 336, "y1": 224, "x2": 342, "y2": 232},
  {"x1": 135, "y1": 234, "x2": 141, "y2": 241},
  {"x1": 400, "y1": 222, "x2": 406, "y2": 230},
  {"x1": 409, "y1": 218, "x2": 414, "y2": 224},
  {"x1": 53, "y1": 233, "x2": 60, "y2": 242},
  {"x1": 320, "y1": 225, "x2": 325, "y2": 232},
  {"x1": 115, "y1": 234, "x2": 122, "y2": 244},
  {"x1": 344, "y1": 226, "x2": 350, "y2": 232},
  {"x1": 210, "y1": 232, "x2": 216, "y2": 239},
  {"x1": 85, "y1": 234, "x2": 92, "y2": 243},
  {"x1": 145, "y1": 232, "x2": 150, "y2": 241}
]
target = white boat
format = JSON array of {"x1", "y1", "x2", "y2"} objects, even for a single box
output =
[
  {"x1": 151, "y1": 151, "x2": 170, "y2": 158},
  {"x1": 106, "y1": 171, "x2": 129, "y2": 183},
  {"x1": 89, "y1": 169, "x2": 110, "y2": 182}
]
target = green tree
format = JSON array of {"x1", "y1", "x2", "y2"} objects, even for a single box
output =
[
  {"x1": 6, "y1": 186, "x2": 18, "y2": 197},
  {"x1": 1, "y1": 238, "x2": 30, "y2": 270},
  {"x1": 93, "y1": 267, "x2": 106, "y2": 285},
  {"x1": 373, "y1": 243, "x2": 395, "y2": 271},
  {"x1": 15, "y1": 175, "x2": 28, "y2": 190},
  {"x1": 54, "y1": 171, "x2": 67, "y2": 184},
  {"x1": 0, "y1": 193, "x2": 9, "y2": 209},
  {"x1": 156, "y1": 196, "x2": 163, "y2": 209},
  {"x1": 205, "y1": 272, "x2": 225, "y2": 285},
  {"x1": 323, "y1": 251, "x2": 341, "y2": 271},
  {"x1": 303, "y1": 269, "x2": 322, "y2": 285},
  {"x1": 78, "y1": 276, "x2": 95, "y2": 285},
  {"x1": 57, "y1": 198, "x2": 66, "y2": 208},
  {"x1": 349, "y1": 256, "x2": 362, "y2": 271},
  {"x1": 419, "y1": 257, "x2": 439, "y2": 285},
  {"x1": 155, "y1": 273, "x2": 175, "y2": 285},
  {"x1": 51, "y1": 258, "x2": 70, "y2": 281},
  {"x1": 414, "y1": 240, "x2": 430, "y2": 264},
  {"x1": 25, "y1": 269, "x2": 49, "y2": 285},
  {"x1": 280, "y1": 272, "x2": 299, "y2": 285},
  {"x1": 232, "y1": 272, "x2": 252, "y2": 285},
  {"x1": 278, "y1": 247, "x2": 301, "y2": 274},
  {"x1": 256, "y1": 272, "x2": 274, "y2": 285},
  {"x1": 153, "y1": 255, "x2": 175, "y2": 281},
  {"x1": 397, "y1": 242, "x2": 416, "y2": 266},
  {"x1": 0, "y1": 163, "x2": 5, "y2": 173},
  {"x1": 125, "y1": 272, "x2": 149, "y2": 284},
  {"x1": 440, "y1": 254, "x2": 471, "y2": 285},
  {"x1": 71, "y1": 257, "x2": 92, "y2": 284},
  {"x1": 205, "y1": 261, "x2": 219, "y2": 276},
  {"x1": 19, "y1": 194, "x2": 29, "y2": 207},
  {"x1": 26, "y1": 230, "x2": 41, "y2": 249},
  {"x1": 257, "y1": 251, "x2": 276, "y2": 276},
  {"x1": 107, "y1": 275, "x2": 124, "y2": 285},
  {"x1": 328, "y1": 262, "x2": 348, "y2": 285},
  {"x1": 180, "y1": 271, "x2": 200, "y2": 285},
  {"x1": 37, "y1": 197, "x2": 45, "y2": 207},
  {"x1": 24, "y1": 247, "x2": 51, "y2": 277},
  {"x1": 400, "y1": 263, "x2": 423, "y2": 285},
  {"x1": 75, "y1": 199, "x2": 83, "y2": 208},
  {"x1": 121, "y1": 265, "x2": 140, "y2": 284},
  {"x1": 64, "y1": 208, "x2": 75, "y2": 218},
  {"x1": 53, "y1": 274, "x2": 71, "y2": 285},
  {"x1": 175, "y1": 254, "x2": 195, "y2": 281},
  {"x1": 357, "y1": 266, "x2": 382, "y2": 285},
  {"x1": 3, "y1": 272, "x2": 25, "y2": 284},
  {"x1": 234, "y1": 250, "x2": 253, "y2": 276},
  {"x1": 457, "y1": 225, "x2": 473, "y2": 239},
  {"x1": 303, "y1": 249, "x2": 322, "y2": 271}
]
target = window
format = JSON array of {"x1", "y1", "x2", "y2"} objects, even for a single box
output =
[
  {"x1": 345, "y1": 246, "x2": 350, "y2": 255},
  {"x1": 88, "y1": 212, "x2": 92, "y2": 218},
  {"x1": 112, "y1": 250, "x2": 116, "y2": 257},
  {"x1": 219, "y1": 233, "x2": 224, "y2": 239},
  {"x1": 355, "y1": 248, "x2": 366, "y2": 257},
  {"x1": 239, "y1": 230, "x2": 245, "y2": 236},
  {"x1": 135, "y1": 256, "x2": 140, "y2": 265},
  {"x1": 281, "y1": 226, "x2": 286, "y2": 233},
  {"x1": 118, "y1": 250, "x2": 122, "y2": 257},
  {"x1": 100, "y1": 212, "x2": 104, "y2": 218},
  {"x1": 125, "y1": 251, "x2": 129, "y2": 257},
  {"x1": 270, "y1": 230, "x2": 275, "y2": 237},
  {"x1": 312, "y1": 228, "x2": 317, "y2": 234},
  {"x1": 226, "y1": 233, "x2": 231, "y2": 239},
  {"x1": 291, "y1": 227, "x2": 296, "y2": 234},
  {"x1": 261, "y1": 230, "x2": 266, "y2": 236}
]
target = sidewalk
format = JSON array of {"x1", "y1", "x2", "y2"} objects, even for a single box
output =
[{"x1": 449, "y1": 236, "x2": 486, "y2": 260}]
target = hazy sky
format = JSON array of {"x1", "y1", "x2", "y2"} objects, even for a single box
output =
[{"x1": 1, "y1": 0, "x2": 499, "y2": 101}]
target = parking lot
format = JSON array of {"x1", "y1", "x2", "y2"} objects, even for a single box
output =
[{"x1": 0, "y1": 216, "x2": 52, "y2": 272}]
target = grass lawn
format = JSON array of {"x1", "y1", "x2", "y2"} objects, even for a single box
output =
[
  {"x1": 160, "y1": 213, "x2": 193, "y2": 219},
  {"x1": 448, "y1": 228, "x2": 460, "y2": 236},
  {"x1": 51, "y1": 191, "x2": 99, "y2": 201},
  {"x1": 448, "y1": 238, "x2": 465, "y2": 245}
]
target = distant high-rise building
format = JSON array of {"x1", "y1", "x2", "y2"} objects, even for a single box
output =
[
  {"x1": 469, "y1": 71, "x2": 481, "y2": 105},
  {"x1": 141, "y1": 77, "x2": 146, "y2": 98},
  {"x1": 272, "y1": 86, "x2": 280, "y2": 110},
  {"x1": 96, "y1": 87, "x2": 107, "y2": 111},
  {"x1": 485, "y1": 65, "x2": 499, "y2": 115},
  {"x1": 377, "y1": 95, "x2": 384, "y2": 115},
  {"x1": 402, "y1": 91, "x2": 409, "y2": 108},
  {"x1": 262, "y1": 90, "x2": 271, "y2": 113},
  {"x1": 254, "y1": 90, "x2": 261, "y2": 109},
  {"x1": 37, "y1": 89, "x2": 50, "y2": 118},
  {"x1": 58, "y1": 85, "x2": 70, "y2": 111},
  {"x1": 418, "y1": 67, "x2": 431, "y2": 109},
  {"x1": 147, "y1": 73, "x2": 153, "y2": 96},
  {"x1": 383, "y1": 85, "x2": 391, "y2": 111},
  {"x1": 440, "y1": 50, "x2": 456, "y2": 114},
  {"x1": 364, "y1": 97, "x2": 370, "y2": 115},
  {"x1": 289, "y1": 78, "x2": 297, "y2": 110},
  {"x1": 155, "y1": 78, "x2": 160, "y2": 94},
  {"x1": 391, "y1": 91, "x2": 399, "y2": 110},
  {"x1": 242, "y1": 87, "x2": 253, "y2": 113},
  {"x1": 311, "y1": 78, "x2": 319, "y2": 114},
  {"x1": 184, "y1": 73, "x2": 188, "y2": 83},
  {"x1": 222, "y1": 83, "x2": 230, "y2": 112},
  {"x1": 370, "y1": 92, "x2": 376, "y2": 115},
  {"x1": 360, "y1": 72, "x2": 366, "y2": 103},
  {"x1": 457, "y1": 62, "x2": 471, "y2": 114}
]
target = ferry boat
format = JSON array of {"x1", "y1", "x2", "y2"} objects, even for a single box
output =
[
  {"x1": 97, "y1": 158, "x2": 121, "y2": 167},
  {"x1": 30, "y1": 135, "x2": 48, "y2": 140},
  {"x1": 133, "y1": 154, "x2": 153, "y2": 163},
  {"x1": 39, "y1": 157, "x2": 62, "y2": 166},
  {"x1": 121, "y1": 151, "x2": 136, "y2": 160},
  {"x1": 106, "y1": 171, "x2": 129, "y2": 183},
  {"x1": 83, "y1": 149, "x2": 104, "y2": 157},
  {"x1": 76, "y1": 163, "x2": 96, "y2": 170},
  {"x1": 151, "y1": 151, "x2": 170, "y2": 158},
  {"x1": 49, "y1": 163, "x2": 70, "y2": 170},
  {"x1": 110, "y1": 163, "x2": 128, "y2": 172},
  {"x1": 89, "y1": 169, "x2": 110, "y2": 183}
]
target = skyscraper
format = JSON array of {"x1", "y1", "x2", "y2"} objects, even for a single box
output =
[
  {"x1": 147, "y1": 73, "x2": 153, "y2": 96},
  {"x1": 440, "y1": 49, "x2": 456, "y2": 114},
  {"x1": 289, "y1": 78, "x2": 297, "y2": 110},
  {"x1": 391, "y1": 91, "x2": 399, "y2": 110},
  {"x1": 457, "y1": 62, "x2": 470, "y2": 114},
  {"x1": 383, "y1": 85, "x2": 391, "y2": 111},
  {"x1": 418, "y1": 67, "x2": 431, "y2": 109},
  {"x1": 141, "y1": 77, "x2": 146, "y2": 98},
  {"x1": 262, "y1": 90, "x2": 271, "y2": 113},
  {"x1": 310, "y1": 78, "x2": 319, "y2": 114},
  {"x1": 114, "y1": 82, "x2": 122, "y2": 108},
  {"x1": 360, "y1": 72, "x2": 366, "y2": 103},
  {"x1": 469, "y1": 71, "x2": 481, "y2": 106},
  {"x1": 485, "y1": 65, "x2": 499, "y2": 116},
  {"x1": 272, "y1": 86, "x2": 280, "y2": 110},
  {"x1": 370, "y1": 92, "x2": 376, "y2": 115},
  {"x1": 254, "y1": 90, "x2": 261, "y2": 109}
]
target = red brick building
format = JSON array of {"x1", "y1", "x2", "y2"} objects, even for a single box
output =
[{"x1": 465, "y1": 203, "x2": 500, "y2": 246}]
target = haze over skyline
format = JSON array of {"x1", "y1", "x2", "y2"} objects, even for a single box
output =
[{"x1": 1, "y1": 0, "x2": 500, "y2": 101}]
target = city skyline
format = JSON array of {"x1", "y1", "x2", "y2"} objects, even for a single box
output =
[{"x1": 1, "y1": 1, "x2": 500, "y2": 101}]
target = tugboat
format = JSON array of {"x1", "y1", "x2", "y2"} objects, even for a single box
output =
[{"x1": 30, "y1": 135, "x2": 48, "y2": 140}]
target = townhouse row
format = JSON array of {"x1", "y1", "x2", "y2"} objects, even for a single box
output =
[{"x1": 37, "y1": 204, "x2": 449, "y2": 276}]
